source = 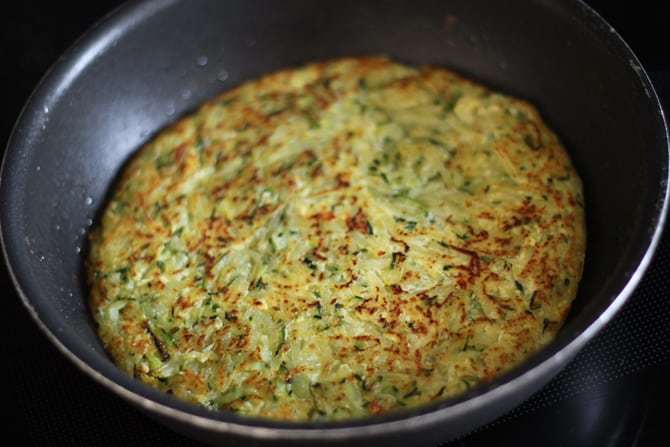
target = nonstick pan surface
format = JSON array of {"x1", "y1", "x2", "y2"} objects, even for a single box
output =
[{"x1": 1, "y1": 0, "x2": 668, "y2": 445}]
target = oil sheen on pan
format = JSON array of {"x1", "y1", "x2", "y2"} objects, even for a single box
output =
[{"x1": 87, "y1": 57, "x2": 586, "y2": 421}]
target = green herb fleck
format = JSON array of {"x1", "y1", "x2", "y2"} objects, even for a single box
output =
[
  {"x1": 462, "y1": 376, "x2": 478, "y2": 390},
  {"x1": 444, "y1": 91, "x2": 463, "y2": 112},
  {"x1": 514, "y1": 280, "x2": 525, "y2": 294},
  {"x1": 516, "y1": 110, "x2": 529, "y2": 122},
  {"x1": 529, "y1": 291, "x2": 541, "y2": 310},
  {"x1": 313, "y1": 302, "x2": 323, "y2": 320},
  {"x1": 524, "y1": 134, "x2": 542, "y2": 150},
  {"x1": 307, "y1": 115, "x2": 320, "y2": 129},
  {"x1": 402, "y1": 385, "x2": 421, "y2": 399},
  {"x1": 302, "y1": 257, "x2": 318, "y2": 271},
  {"x1": 250, "y1": 277, "x2": 267, "y2": 290},
  {"x1": 390, "y1": 252, "x2": 405, "y2": 269},
  {"x1": 115, "y1": 267, "x2": 130, "y2": 283},
  {"x1": 380, "y1": 172, "x2": 390, "y2": 184},
  {"x1": 155, "y1": 151, "x2": 174, "y2": 169},
  {"x1": 543, "y1": 319, "x2": 558, "y2": 333}
]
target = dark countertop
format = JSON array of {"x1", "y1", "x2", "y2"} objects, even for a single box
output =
[{"x1": 3, "y1": 1, "x2": 669, "y2": 446}]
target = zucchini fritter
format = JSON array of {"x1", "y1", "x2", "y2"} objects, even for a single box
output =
[{"x1": 88, "y1": 57, "x2": 585, "y2": 421}]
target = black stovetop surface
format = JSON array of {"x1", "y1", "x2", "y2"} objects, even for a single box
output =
[{"x1": 2, "y1": 2, "x2": 669, "y2": 446}]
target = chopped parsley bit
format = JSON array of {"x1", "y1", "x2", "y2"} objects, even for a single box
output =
[
  {"x1": 152, "y1": 202, "x2": 165, "y2": 217},
  {"x1": 112, "y1": 200, "x2": 129, "y2": 215},
  {"x1": 307, "y1": 115, "x2": 320, "y2": 129},
  {"x1": 462, "y1": 376, "x2": 478, "y2": 390},
  {"x1": 195, "y1": 136, "x2": 206, "y2": 161},
  {"x1": 395, "y1": 216, "x2": 418, "y2": 231},
  {"x1": 514, "y1": 280, "x2": 525, "y2": 294},
  {"x1": 266, "y1": 106, "x2": 290, "y2": 117},
  {"x1": 392, "y1": 188, "x2": 410, "y2": 199},
  {"x1": 250, "y1": 277, "x2": 267, "y2": 290},
  {"x1": 354, "y1": 99, "x2": 368, "y2": 113},
  {"x1": 542, "y1": 319, "x2": 558, "y2": 333},
  {"x1": 302, "y1": 256, "x2": 318, "y2": 271},
  {"x1": 529, "y1": 291, "x2": 541, "y2": 310},
  {"x1": 115, "y1": 267, "x2": 130, "y2": 283},
  {"x1": 390, "y1": 252, "x2": 406, "y2": 269},
  {"x1": 224, "y1": 275, "x2": 239, "y2": 288},
  {"x1": 413, "y1": 155, "x2": 426, "y2": 173},
  {"x1": 155, "y1": 151, "x2": 174, "y2": 169},
  {"x1": 468, "y1": 294, "x2": 484, "y2": 321},
  {"x1": 380, "y1": 172, "x2": 390, "y2": 184},
  {"x1": 429, "y1": 172, "x2": 445, "y2": 184},
  {"x1": 367, "y1": 221, "x2": 374, "y2": 235},
  {"x1": 444, "y1": 91, "x2": 463, "y2": 112},
  {"x1": 218, "y1": 97, "x2": 237, "y2": 107},
  {"x1": 523, "y1": 134, "x2": 542, "y2": 150},
  {"x1": 402, "y1": 385, "x2": 421, "y2": 399},
  {"x1": 313, "y1": 302, "x2": 323, "y2": 319},
  {"x1": 433, "y1": 386, "x2": 447, "y2": 399},
  {"x1": 274, "y1": 326, "x2": 286, "y2": 355},
  {"x1": 458, "y1": 179, "x2": 474, "y2": 194}
]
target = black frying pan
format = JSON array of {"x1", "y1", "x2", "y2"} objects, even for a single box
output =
[{"x1": 1, "y1": 0, "x2": 668, "y2": 445}]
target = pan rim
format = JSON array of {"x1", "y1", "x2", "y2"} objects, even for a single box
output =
[{"x1": 1, "y1": 0, "x2": 668, "y2": 440}]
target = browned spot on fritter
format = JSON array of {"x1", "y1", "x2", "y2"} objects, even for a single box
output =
[{"x1": 346, "y1": 208, "x2": 370, "y2": 234}]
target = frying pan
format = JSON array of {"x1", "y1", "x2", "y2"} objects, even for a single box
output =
[{"x1": 1, "y1": 0, "x2": 668, "y2": 445}]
